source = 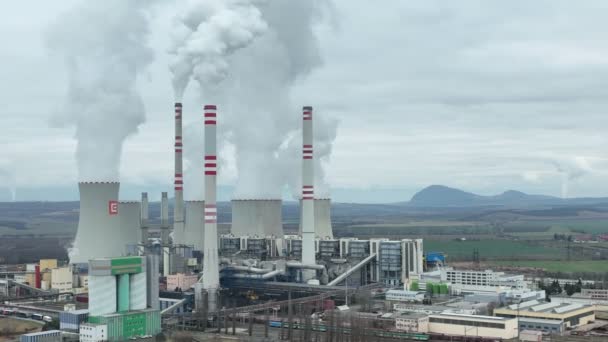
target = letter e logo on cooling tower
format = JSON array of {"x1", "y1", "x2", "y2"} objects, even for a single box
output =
[{"x1": 108, "y1": 200, "x2": 118, "y2": 215}]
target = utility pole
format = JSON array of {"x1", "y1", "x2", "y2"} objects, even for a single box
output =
[{"x1": 288, "y1": 291, "x2": 293, "y2": 341}]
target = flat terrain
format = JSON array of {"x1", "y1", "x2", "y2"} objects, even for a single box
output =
[
  {"x1": 0, "y1": 317, "x2": 43, "y2": 341},
  {"x1": 2, "y1": 200, "x2": 608, "y2": 274},
  {"x1": 424, "y1": 239, "x2": 568, "y2": 261},
  {"x1": 488, "y1": 260, "x2": 608, "y2": 273}
]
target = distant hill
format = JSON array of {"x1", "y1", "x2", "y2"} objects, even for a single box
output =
[{"x1": 408, "y1": 185, "x2": 608, "y2": 207}]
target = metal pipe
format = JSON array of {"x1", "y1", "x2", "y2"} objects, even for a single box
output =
[
  {"x1": 224, "y1": 266, "x2": 271, "y2": 274},
  {"x1": 286, "y1": 262, "x2": 325, "y2": 270},
  {"x1": 327, "y1": 254, "x2": 377, "y2": 286},
  {"x1": 227, "y1": 270, "x2": 283, "y2": 280}
]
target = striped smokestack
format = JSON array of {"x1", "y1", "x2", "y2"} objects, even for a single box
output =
[
  {"x1": 202, "y1": 104, "x2": 219, "y2": 311},
  {"x1": 173, "y1": 103, "x2": 185, "y2": 245},
  {"x1": 301, "y1": 106, "x2": 316, "y2": 276}
]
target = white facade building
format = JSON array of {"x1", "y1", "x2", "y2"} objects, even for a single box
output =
[
  {"x1": 395, "y1": 314, "x2": 429, "y2": 333},
  {"x1": 51, "y1": 267, "x2": 73, "y2": 292},
  {"x1": 79, "y1": 323, "x2": 107, "y2": 342},
  {"x1": 386, "y1": 290, "x2": 426, "y2": 303}
]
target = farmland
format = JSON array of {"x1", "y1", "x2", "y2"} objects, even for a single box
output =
[
  {"x1": 424, "y1": 239, "x2": 568, "y2": 261},
  {"x1": 488, "y1": 260, "x2": 608, "y2": 273}
]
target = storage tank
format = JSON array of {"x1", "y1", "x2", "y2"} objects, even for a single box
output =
[
  {"x1": 231, "y1": 199, "x2": 283, "y2": 237},
  {"x1": 70, "y1": 182, "x2": 122, "y2": 264}
]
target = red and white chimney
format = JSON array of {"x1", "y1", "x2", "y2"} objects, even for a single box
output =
[
  {"x1": 301, "y1": 106, "x2": 316, "y2": 272},
  {"x1": 173, "y1": 103, "x2": 185, "y2": 245},
  {"x1": 202, "y1": 104, "x2": 219, "y2": 311}
]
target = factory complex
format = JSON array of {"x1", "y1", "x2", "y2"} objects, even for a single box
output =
[{"x1": 3, "y1": 103, "x2": 608, "y2": 341}]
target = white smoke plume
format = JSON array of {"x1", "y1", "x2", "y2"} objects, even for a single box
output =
[
  {"x1": 47, "y1": 0, "x2": 155, "y2": 181},
  {"x1": 168, "y1": 0, "x2": 268, "y2": 101},
  {"x1": 175, "y1": 0, "x2": 336, "y2": 199},
  {"x1": 551, "y1": 157, "x2": 590, "y2": 198}
]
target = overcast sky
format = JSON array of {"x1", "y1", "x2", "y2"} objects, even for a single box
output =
[{"x1": 1, "y1": 0, "x2": 608, "y2": 202}]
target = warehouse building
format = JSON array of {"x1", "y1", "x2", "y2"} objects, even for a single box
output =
[
  {"x1": 494, "y1": 300, "x2": 595, "y2": 330},
  {"x1": 395, "y1": 312, "x2": 429, "y2": 332},
  {"x1": 427, "y1": 313, "x2": 518, "y2": 340},
  {"x1": 19, "y1": 330, "x2": 61, "y2": 342}
]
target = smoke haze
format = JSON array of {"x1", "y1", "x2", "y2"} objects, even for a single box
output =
[
  {"x1": 47, "y1": 0, "x2": 155, "y2": 181},
  {"x1": 177, "y1": 0, "x2": 337, "y2": 199}
]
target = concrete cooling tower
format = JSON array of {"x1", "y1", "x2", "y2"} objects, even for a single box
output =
[
  {"x1": 299, "y1": 198, "x2": 334, "y2": 239},
  {"x1": 118, "y1": 201, "x2": 141, "y2": 249},
  {"x1": 183, "y1": 201, "x2": 205, "y2": 251},
  {"x1": 231, "y1": 199, "x2": 283, "y2": 237},
  {"x1": 71, "y1": 182, "x2": 123, "y2": 264}
]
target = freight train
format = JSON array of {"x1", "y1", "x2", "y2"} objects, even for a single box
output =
[{"x1": 268, "y1": 320, "x2": 430, "y2": 340}]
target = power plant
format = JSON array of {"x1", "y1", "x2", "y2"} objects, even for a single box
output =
[{"x1": 58, "y1": 102, "x2": 427, "y2": 339}]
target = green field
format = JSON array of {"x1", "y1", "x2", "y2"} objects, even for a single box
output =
[
  {"x1": 489, "y1": 260, "x2": 608, "y2": 273},
  {"x1": 424, "y1": 239, "x2": 567, "y2": 260},
  {"x1": 504, "y1": 219, "x2": 608, "y2": 236}
]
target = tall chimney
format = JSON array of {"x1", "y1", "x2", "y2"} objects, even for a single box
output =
[
  {"x1": 140, "y1": 192, "x2": 149, "y2": 246},
  {"x1": 160, "y1": 192, "x2": 170, "y2": 276},
  {"x1": 160, "y1": 192, "x2": 169, "y2": 241},
  {"x1": 301, "y1": 106, "x2": 316, "y2": 278},
  {"x1": 202, "y1": 104, "x2": 219, "y2": 311},
  {"x1": 173, "y1": 103, "x2": 185, "y2": 245}
]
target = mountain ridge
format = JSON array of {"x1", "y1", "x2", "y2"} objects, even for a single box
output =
[{"x1": 408, "y1": 185, "x2": 606, "y2": 207}]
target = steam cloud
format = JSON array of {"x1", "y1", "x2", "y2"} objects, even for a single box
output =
[
  {"x1": 169, "y1": 0, "x2": 268, "y2": 101},
  {"x1": 551, "y1": 158, "x2": 590, "y2": 198},
  {"x1": 47, "y1": 0, "x2": 155, "y2": 181},
  {"x1": 174, "y1": 0, "x2": 337, "y2": 199}
]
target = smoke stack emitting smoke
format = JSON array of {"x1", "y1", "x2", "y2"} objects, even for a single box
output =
[
  {"x1": 47, "y1": 0, "x2": 154, "y2": 181},
  {"x1": 174, "y1": 0, "x2": 337, "y2": 200}
]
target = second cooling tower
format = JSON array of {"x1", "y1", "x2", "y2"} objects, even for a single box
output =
[
  {"x1": 183, "y1": 201, "x2": 205, "y2": 251},
  {"x1": 299, "y1": 198, "x2": 334, "y2": 239},
  {"x1": 231, "y1": 199, "x2": 283, "y2": 237},
  {"x1": 119, "y1": 201, "x2": 141, "y2": 248}
]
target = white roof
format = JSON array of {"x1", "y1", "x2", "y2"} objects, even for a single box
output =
[
  {"x1": 530, "y1": 302, "x2": 561, "y2": 312},
  {"x1": 553, "y1": 303, "x2": 583, "y2": 314},
  {"x1": 432, "y1": 312, "x2": 509, "y2": 321},
  {"x1": 508, "y1": 300, "x2": 540, "y2": 310}
]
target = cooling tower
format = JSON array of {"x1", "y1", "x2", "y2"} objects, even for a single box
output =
[
  {"x1": 184, "y1": 201, "x2": 205, "y2": 251},
  {"x1": 301, "y1": 106, "x2": 316, "y2": 275},
  {"x1": 298, "y1": 198, "x2": 334, "y2": 239},
  {"x1": 71, "y1": 182, "x2": 123, "y2": 264},
  {"x1": 119, "y1": 201, "x2": 141, "y2": 249},
  {"x1": 231, "y1": 199, "x2": 283, "y2": 237}
]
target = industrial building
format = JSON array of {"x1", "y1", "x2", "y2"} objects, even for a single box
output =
[
  {"x1": 19, "y1": 330, "x2": 62, "y2": 342},
  {"x1": 395, "y1": 312, "x2": 429, "y2": 332},
  {"x1": 83, "y1": 256, "x2": 161, "y2": 341},
  {"x1": 494, "y1": 300, "x2": 596, "y2": 330},
  {"x1": 427, "y1": 313, "x2": 518, "y2": 340}
]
